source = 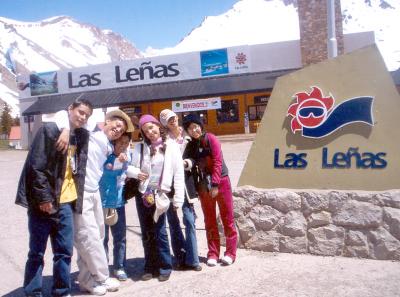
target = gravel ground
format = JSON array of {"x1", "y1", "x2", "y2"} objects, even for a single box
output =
[{"x1": 1, "y1": 134, "x2": 399, "y2": 297}]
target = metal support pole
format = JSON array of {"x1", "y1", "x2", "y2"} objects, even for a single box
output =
[{"x1": 327, "y1": 0, "x2": 338, "y2": 58}]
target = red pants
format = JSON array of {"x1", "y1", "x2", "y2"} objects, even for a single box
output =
[{"x1": 198, "y1": 176, "x2": 237, "y2": 261}]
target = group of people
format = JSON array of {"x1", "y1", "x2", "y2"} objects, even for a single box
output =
[{"x1": 16, "y1": 97, "x2": 238, "y2": 297}]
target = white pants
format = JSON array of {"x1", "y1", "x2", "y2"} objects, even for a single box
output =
[{"x1": 74, "y1": 190, "x2": 109, "y2": 287}]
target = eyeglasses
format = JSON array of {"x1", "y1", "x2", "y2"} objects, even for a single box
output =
[{"x1": 187, "y1": 123, "x2": 201, "y2": 132}]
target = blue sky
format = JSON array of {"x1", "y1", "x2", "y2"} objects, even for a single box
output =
[{"x1": 1, "y1": 0, "x2": 238, "y2": 51}]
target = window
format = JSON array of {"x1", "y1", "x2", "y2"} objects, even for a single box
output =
[
  {"x1": 217, "y1": 99, "x2": 239, "y2": 123},
  {"x1": 122, "y1": 106, "x2": 142, "y2": 129},
  {"x1": 248, "y1": 105, "x2": 267, "y2": 121},
  {"x1": 254, "y1": 95, "x2": 270, "y2": 104},
  {"x1": 122, "y1": 106, "x2": 142, "y2": 115}
]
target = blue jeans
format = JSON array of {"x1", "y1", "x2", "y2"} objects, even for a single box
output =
[
  {"x1": 24, "y1": 203, "x2": 74, "y2": 297},
  {"x1": 135, "y1": 193, "x2": 172, "y2": 276},
  {"x1": 104, "y1": 206, "x2": 126, "y2": 270},
  {"x1": 167, "y1": 199, "x2": 200, "y2": 267}
]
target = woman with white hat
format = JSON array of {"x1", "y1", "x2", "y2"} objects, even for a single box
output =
[
  {"x1": 126, "y1": 114, "x2": 184, "y2": 282},
  {"x1": 159, "y1": 109, "x2": 202, "y2": 272}
]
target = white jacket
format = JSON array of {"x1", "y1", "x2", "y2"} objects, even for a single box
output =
[{"x1": 126, "y1": 138, "x2": 184, "y2": 209}]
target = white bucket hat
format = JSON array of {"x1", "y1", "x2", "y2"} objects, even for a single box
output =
[
  {"x1": 159, "y1": 109, "x2": 177, "y2": 127},
  {"x1": 153, "y1": 192, "x2": 170, "y2": 222}
]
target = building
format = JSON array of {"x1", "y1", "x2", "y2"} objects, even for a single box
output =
[
  {"x1": 18, "y1": 29, "x2": 375, "y2": 148},
  {"x1": 8, "y1": 125, "x2": 21, "y2": 149}
]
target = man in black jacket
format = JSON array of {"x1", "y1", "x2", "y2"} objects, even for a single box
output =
[{"x1": 15, "y1": 97, "x2": 93, "y2": 297}]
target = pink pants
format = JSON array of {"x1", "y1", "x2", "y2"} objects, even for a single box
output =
[{"x1": 198, "y1": 176, "x2": 237, "y2": 261}]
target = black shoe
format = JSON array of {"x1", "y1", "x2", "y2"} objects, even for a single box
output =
[
  {"x1": 184, "y1": 264, "x2": 202, "y2": 271},
  {"x1": 158, "y1": 274, "x2": 170, "y2": 282},
  {"x1": 141, "y1": 273, "x2": 153, "y2": 281},
  {"x1": 174, "y1": 263, "x2": 185, "y2": 271},
  {"x1": 192, "y1": 265, "x2": 202, "y2": 272}
]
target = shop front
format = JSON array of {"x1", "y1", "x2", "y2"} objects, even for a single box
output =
[
  {"x1": 18, "y1": 33, "x2": 374, "y2": 148},
  {"x1": 119, "y1": 90, "x2": 271, "y2": 139}
]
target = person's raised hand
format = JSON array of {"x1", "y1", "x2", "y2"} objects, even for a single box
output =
[
  {"x1": 118, "y1": 152, "x2": 128, "y2": 162},
  {"x1": 137, "y1": 171, "x2": 149, "y2": 181},
  {"x1": 210, "y1": 186, "x2": 219, "y2": 198},
  {"x1": 56, "y1": 129, "x2": 70, "y2": 154}
]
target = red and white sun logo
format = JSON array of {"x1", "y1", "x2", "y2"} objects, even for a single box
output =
[
  {"x1": 235, "y1": 52, "x2": 247, "y2": 65},
  {"x1": 287, "y1": 86, "x2": 334, "y2": 133}
]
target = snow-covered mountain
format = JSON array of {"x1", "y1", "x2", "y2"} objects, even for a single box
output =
[
  {"x1": 145, "y1": 0, "x2": 399, "y2": 72},
  {"x1": 1, "y1": 0, "x2": 399, "y2": 117},
  {"x1": 145, "y1": 0, "x2": 299, "y2": 56},
  {"x1": 0, "y1": 15, "x2": 142, "y2": 116}
]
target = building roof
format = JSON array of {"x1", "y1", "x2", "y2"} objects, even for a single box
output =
[
  {"x1": 22, "y1": 69, "x2": 294, "y2": 116},
  {"x1": 9, "y1": 126, "x2": 21, "y2": 140}
]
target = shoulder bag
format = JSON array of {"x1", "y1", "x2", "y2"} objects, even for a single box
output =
[{"x1": 122, "y1": 143, "x2": 143, "y2": 201}]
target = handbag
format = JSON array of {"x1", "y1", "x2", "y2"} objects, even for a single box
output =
[
  {"x1": 122, "y1": 143, "x2": 143, "y2": 201},
  {"x1": 194, "y1": 164, "x2": 212, "y2": 193},
  {"x1": 198, "y1": 173, "x2": 212, "y2": 193},
  {"x1": 123, "y1": 178, "x2": 141, "y2": 201},
  {"x1": 142, "y1": 189, "x2": 155, "y2": 208},
  {"x1": 104, "y1": 208, "x2": 118, "y2": 226}
]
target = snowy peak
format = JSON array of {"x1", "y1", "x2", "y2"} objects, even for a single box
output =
[
  {"x1": 40, "y1": 15, "x2": 73, "y2": 24},
  {"x1": 341, "y1": 0, "x2": 399, "y2": 70},
  {"x1": 174, "y1": 0, "x2": 299, "y2": 54},
  {"x1": 0, "y1": 16, "x2": 143, "y2": 115},
  {"x1": 0, "y1": 15, "x2": 142, "y2": 73},
  {"x1": 1, "y1": 0, "x2": 399, "y2": 117},
  {"x1": 146, "y1": 0, "x2": 399, "y2": 72}
]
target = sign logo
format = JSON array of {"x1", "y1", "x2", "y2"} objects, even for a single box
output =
[
  {"x1": 200, "y1": 49, "x2": 229, "y2": 77},
  {"x1": 235, "y1": 52, "x2": 247, "y2": 65},
  {"x1": 29, "y1": 71, "x2": 58, "y2": 96},
  {"x1": 287, "y1": 86, "x2": 374, "y2": 138}
]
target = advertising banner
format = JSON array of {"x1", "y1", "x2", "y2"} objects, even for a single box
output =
[
  {"x1": 18, "y1": 45, "x2": 251, "y2": 99},
  {"x1": 172, "y1": 97, "x2": 221, "y2": 112}
]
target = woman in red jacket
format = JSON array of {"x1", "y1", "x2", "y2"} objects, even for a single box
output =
[{"x1": 182, "y1": 113, "x2": 237, "y2": 266}]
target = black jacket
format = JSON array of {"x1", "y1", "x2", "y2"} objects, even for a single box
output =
[
  {"x1": 15, "y1": 122, "x2": 89, "y2": 214},
  {"x1": 184, "y1": 133, "x2": 229, "y2": 193},
  {"x1": 182, "y1": 143, "x2": 198, "y2": 199}
]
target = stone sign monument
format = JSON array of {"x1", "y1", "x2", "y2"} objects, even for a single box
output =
[{"x1": 235, "y1": 45, "x2": 400, "y2": 260}]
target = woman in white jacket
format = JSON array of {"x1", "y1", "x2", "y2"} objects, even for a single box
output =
[
  {"x1": 127, "y1": 114, "x2": 184, "y2": 282},
  {"x1": 159, "y1": 109, "x2": 202, "y2": 272}
]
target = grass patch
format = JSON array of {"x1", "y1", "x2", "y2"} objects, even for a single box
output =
[{"x1": 0, "y1": 139, "x2": 11, "y2": 150}]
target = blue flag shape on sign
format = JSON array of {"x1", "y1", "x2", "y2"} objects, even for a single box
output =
[{"x1": 302, "y1": 96, "x2": 374, "y2": 138}]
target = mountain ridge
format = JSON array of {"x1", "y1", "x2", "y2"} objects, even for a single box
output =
[
  {"x1": 1, "y1": 0, "x2": 398, "y2": 116},
  {"x1": 0, "y1": 15, "x2": 142, "y2": 115}
]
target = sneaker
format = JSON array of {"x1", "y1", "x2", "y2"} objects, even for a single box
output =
[
  {"x1": 79, "y1": 281, "x2": 107, "y2": 296},
  {"x1": 207, "y1": 258, "x2": 218, "y2": 267},
  {"x1": 113, "y1": 269, "x2": 128, "y2": 281},
  {"x1": 101, "y1": 277, "x2": 120, "y2": 292},
  {"x1": 158, "y1": 274, "x2": 170, "y2": 282},
  {"x1": 221, "y1": 255, "x2": 234, "y2": 266}
]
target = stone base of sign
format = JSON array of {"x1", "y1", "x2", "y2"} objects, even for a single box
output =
[{"x1": 233, "y1": 186, "x2": 400, "y2": 261}]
